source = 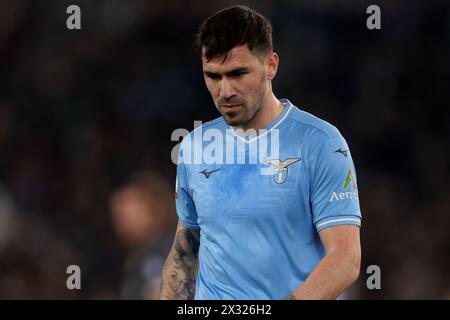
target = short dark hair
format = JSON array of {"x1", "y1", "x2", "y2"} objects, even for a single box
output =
[{"x1": 195, "y1": 5, "x2": 273, "y2": 61}]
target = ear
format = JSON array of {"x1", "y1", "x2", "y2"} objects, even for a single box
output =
[{"x1": 266, "y1": 52, "x2": 279, "y2": 80}]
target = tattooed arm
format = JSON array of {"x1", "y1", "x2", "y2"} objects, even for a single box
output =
[{"x1": 159, "y1": 221, "x2": 200, "y2": 300}]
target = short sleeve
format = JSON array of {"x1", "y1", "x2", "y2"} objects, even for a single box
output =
[
  {"x1": 176, "y1": 143, "x2": 200, "y2": 229},
  {"x1": 310, "y1": 134, "x2": 362, "y2": 232}
]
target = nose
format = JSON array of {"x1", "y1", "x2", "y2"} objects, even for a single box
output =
[{"x1": 219, "y1": 78, "x2": 236, "y2": 100}]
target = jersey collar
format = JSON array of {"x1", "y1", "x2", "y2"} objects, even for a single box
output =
[{"x1": 229, "y1": 98, "x2": 293, "y2": 144}]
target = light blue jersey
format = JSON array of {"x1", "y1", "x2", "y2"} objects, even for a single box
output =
[{"x1": 175, "y1": 99, "x2": 361, "y2": 300}]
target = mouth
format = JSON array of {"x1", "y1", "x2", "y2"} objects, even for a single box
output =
[{"x1": 220, "y1": 105, "x2": 242, "y2": 113}]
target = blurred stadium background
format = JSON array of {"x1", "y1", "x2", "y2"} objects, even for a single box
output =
[{"x1": 0, "y1": 0, "x2": 449, "y2": 299}]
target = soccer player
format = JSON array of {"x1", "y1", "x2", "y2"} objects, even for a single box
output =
[{"x1": 159, "y1": 5, "x2": 361, "y2": 300}]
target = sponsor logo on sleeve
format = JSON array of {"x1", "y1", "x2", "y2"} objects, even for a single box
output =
[{"x1": 329, "y1": 169, "x2": 358, "y2": 202}]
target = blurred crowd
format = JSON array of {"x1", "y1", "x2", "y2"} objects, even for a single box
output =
[{"x1": 0, "y1": 0, "x2": 449, "y2": 299}]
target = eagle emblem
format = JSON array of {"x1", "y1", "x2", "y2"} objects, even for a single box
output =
[{"x1": 266, "y1": 158, "x2": 301, "y2": 184}]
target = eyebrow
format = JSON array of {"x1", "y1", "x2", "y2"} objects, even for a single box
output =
[{"x1": 203, "y1": 67, "x2": 249, "y2": 78}]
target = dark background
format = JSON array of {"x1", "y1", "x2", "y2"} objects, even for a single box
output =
[{"x1": 0, "y1": 0, "x2": 449, "y2": 299}]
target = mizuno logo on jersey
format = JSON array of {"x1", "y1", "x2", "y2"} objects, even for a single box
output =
[
  {"x1": 199, "y1": 168, "x2": 221, "y2": 179},
  {"x1": 335, "y1": 148, "x2": 349, "y2": 157}
]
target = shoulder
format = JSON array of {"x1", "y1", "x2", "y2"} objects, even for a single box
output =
[
  {"x1": 288, "y1": 105, "x2": 342, "y2": 142},
  {"x1": 282, "y1": 100, "x2": 351, "y2": 161}
]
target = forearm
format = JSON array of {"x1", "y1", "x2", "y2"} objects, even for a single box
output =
[
  {"x1": 286, "y1": 248, "x2": 360, "y2": 300},
  {"x1": 159, "y1": 226, "x2": 200, "y2": 300},
  {"x1": 160, "y1": 250, "x2": 198, "y2": 299}
]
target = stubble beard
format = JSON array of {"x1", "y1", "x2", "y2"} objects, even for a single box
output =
[{"x1": 220, "y1": 77, "x2": 267, "y2": 129}]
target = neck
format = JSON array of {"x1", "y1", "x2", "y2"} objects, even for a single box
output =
[{"x1": 241, "y1": 93, "x2": 284, "y2": 131}]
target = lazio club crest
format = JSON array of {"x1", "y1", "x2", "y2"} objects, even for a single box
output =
[{"x1": 266, "y1": 158, "x2": 301, "y2": 184}]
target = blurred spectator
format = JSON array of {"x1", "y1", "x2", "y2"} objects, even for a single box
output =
[{"x1": 110, "y1": 171, "x2": 176, "y2": 299}]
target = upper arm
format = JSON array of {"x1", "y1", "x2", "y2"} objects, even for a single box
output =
[
  {"x1": 319, "y1": 224, "x2": 361, "y2": 255},
  {"x1": 176, "y1": 143, "x2": 200, "y2": 229}
]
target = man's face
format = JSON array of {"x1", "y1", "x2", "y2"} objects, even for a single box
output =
[{"x1": 202, "y1": 45, "x2": 269, "y2": 127}]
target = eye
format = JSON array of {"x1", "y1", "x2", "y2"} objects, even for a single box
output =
[
  {"x1": 230, "y1": 71, "x2": 247, "y2": 78},
  {"x1": 206, "y1": 73, "x2": 221, "y2": 80}
]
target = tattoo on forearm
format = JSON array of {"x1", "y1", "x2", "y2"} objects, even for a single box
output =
[{"x1": 160, "y1": 228, "x2": 200, "y2": 299}]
